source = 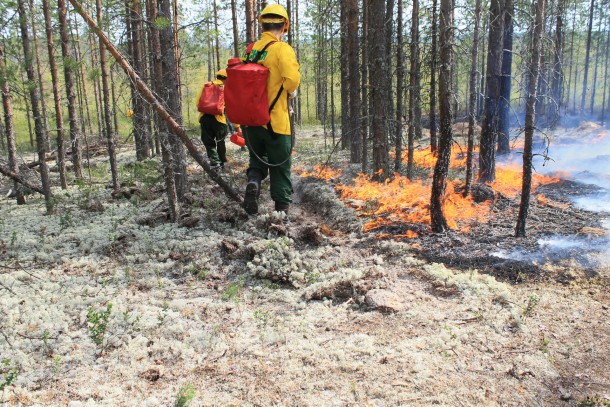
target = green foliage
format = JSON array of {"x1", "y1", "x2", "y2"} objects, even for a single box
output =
[
  {"x1": 221, "y1": 280, "x2": 243, "y2": 302},
  {"x1": 87, "y1": 303, "x2": 113, "y2": 347},
  {"x1": 154, "y1": 16, "x2": 171, "y2": 30},
  {"x1": 522, "y1": 294, "x2": 540, "y2": 318},
  {"x1": 174, "y1": 383, "x2": 195, "y2": 407},
  {"x1": 0, "y1": 369, "x2": 18, "y2": 392}
]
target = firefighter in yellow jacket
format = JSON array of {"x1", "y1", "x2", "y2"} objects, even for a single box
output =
[
  {"x1": 196, "y1": 69, "x2": 231, "y2": 171},
  {"x1": 242, "y1": 4, "x2": 300, "y2": 215}
]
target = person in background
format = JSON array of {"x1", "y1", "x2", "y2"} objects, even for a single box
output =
[
  {"x1": 197, "y1": 69, "x2": 231, "y2": 171},
  {"x1": 242, "y1": 4, "x2": 300, "y2": 215}
]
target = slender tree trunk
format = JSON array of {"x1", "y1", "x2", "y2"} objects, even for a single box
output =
[
  {"x1": 383, "y1": 0, "x2": 395, "y2": 142},
  {"x1": 478, "y1": 12, "x2": 488, "y2": 118},
  {"x1": 497, "y1": 0, "x2": 514, "y2": 155},
  {"x1": 245, "y1": 0, "x2": 255, "y2": 44},
  {"x1": 29, "y1": 0, "x2": 52, "y2": 152},
  {"x1": 581, "y1": 0, "x2": 595, "y2": 113},
  {"x1": 18, "y1": 0, "x2": 54, "y2": 212},
  {"x1": 72, "y1": 14, "x2": 94, "y2": 139},
  {"x1": 407, "y1": 0, "x2": 422, "y2": 180},
  {"x1": 88, "y1": 29, "x2": 104, "y2": 142},
  {"x1": 96, "y1": 0, "x2": 119, "y2": 195},
  {"x1": 566, "y1": 7, "x2": 576, "y2": 115},
  {"x1": 129, "y1": 0, "x2": 151, "y2": 159},
  {"x1": 370, "y1": 0, "x2": 389, "y2": 180},
  {"x1": 286, "y1": 0, "x2": 292, "y2": 45},
  {"x1": 394, "y1": 0, "x2": 404, "y2": 172},
  {"x1": 172, "y1": 0, "x2": 181, "y2": 101},
  {"x1": 465, "y1": 0, "x2": 482, "y2": 197},
  {"x1": 231, "y1": 0, "x2": 239, "y2": 56},
  {"x1": 59, "y1": 0, "x2": 83, "y2": 179},
  {"x1": 479, "y1": 0, "x2": 505, "y2": 183},
  {"x1": 213, "y1": 0, "x2": 221, "y2": 72},
  {"x1": 361, "y1": 0, "x2": 369, "y2": 173},
  {"x1": 551, "y1": 0, "x2": 565, "y2": 121},
  {"x1": 159, "y1": 0, "x2": 187, "y2": 199},
  {"x1": 516, "y1": 0, "x2": 546, "y2": 237},
  {"x1": 42, "y1": 0, "x2": 67, "y2": 189},
  {"x1": 1, "y1": 44, "x2": 26, "y2": 204},
  {"x1": 601, "y1": 26, "x2": 610, "y2": 125},
  {"x1": 20, "y1": 67, "x2": 34, "y2": 148},
  {"x1": 430, "y1": 0, "x2": 454, "y2": 232},
  {"x1": 430, "y1": 0, "x2": 439, "y2": 153},
  {"x1": 590, "y1": 10, "x2": 602, "y2": 116},
  {"x1": 340, "y1": 1, "x2": 350, "y2": 150}
]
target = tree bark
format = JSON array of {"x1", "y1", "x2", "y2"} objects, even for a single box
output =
[
  {"x1": 394, "y1": 0, "x2": 404, "y2": 172},
  {"x1": 431, "y1": 0, "x2": 454, "y2": 232},
  {"x1": 361, "y1": 0, "x2": 369, "y2": 173},
  {"x1": 370, "y1": 0, "x2": 389, "y2": 180},
  {"x1": 340, "y1": 1, "x2": 350, "y2": 150},
  {"x1": 231, "y1": 0, "x2": 239, "y2": 56},
  {"x1": 213, "y1": 0, "x2": 221, "y2": 72},
  {"x1": 18, "y1": 0, "x2": 54, "y2": 212},
  {"x1": 465, "y1": 0, "x2": 482, "y2": 197},
  {"x1": 551, "y1": 0, "x2": 565, "y2": 120},
  {"x1": 407, "y1": 0, "x2": 422, "y2": 180},
  {"x1": 59, "y1": 0, "x2": 84, "y2": 179},
  {"x1": 581, "y1": 0, "x2": 595, "y2": 113},
  {"x1": 1, "y1": 44, "x2": 26, "y2": 204},
  {"x1": 29, "y1": 0, "x2": 52, "y2": 152},
  {"x1": 96, "y1": 0, "x2": 119, "y2": 196},
  {"x1": 41, "y1": 0, "x2": 67, "y2": 189},
  {"x1": 590, "y1": 9, "x2": 602, "y2": 116},
  {"x1": 159, "y1": 0, "x2": 187, "y2": 200},
  {"x1": 71, "y1": 14, "x2": 94, "y2": 141},
  {"x1": 245, "y1": 0, "x2": 256, "y2": 44},
  {"x1": 478, "y1": 0, "x2": 505, "y2": 183},
  {"x1": 497, "y1": 0, "x2": 514, "y2": 155},
  {"x1": 429, "y1": 0, "x2": 439, "y2": 153},
  {"x1": 516, "y1": 0, "x2": 545, "y2": 237}
]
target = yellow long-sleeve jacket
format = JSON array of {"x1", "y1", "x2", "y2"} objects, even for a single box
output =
[
  {"x1": 243, "y1": 31, "x2": 301, "y2": 135},
  {"x1": 196, "y1": 79, "x2": 226, "y2": 124}
]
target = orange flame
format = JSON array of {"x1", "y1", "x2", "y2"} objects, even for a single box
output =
[{"x1": 295, "y1": 164, "x2": 343, "y2": 180}]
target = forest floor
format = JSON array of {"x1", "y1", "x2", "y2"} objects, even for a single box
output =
[{"x1": 0, "y1": 124, "x2": 609, "y2": 406}]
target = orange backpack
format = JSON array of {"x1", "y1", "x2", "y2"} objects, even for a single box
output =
[{"x1": 197, "y1": 82, "x2": 224, "y2": 116}]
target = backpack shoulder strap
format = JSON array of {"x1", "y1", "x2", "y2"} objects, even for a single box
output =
[{"x1": 250, "y1": 41, "x2": 277, "y2": 64}]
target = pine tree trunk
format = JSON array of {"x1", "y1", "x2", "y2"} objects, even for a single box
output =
[
  {"x1": 1, "y1": 43, "x2": 26, "y2": 204},
  {"x1": 479, "y1": 0, "x2": 505, "y2": 183},
  {"x1": 42, "y1": 0, "x2": 67, "y2": 189},
  {"x1": 497, "y1": 0, "x2": 514, "y2": 155},
  {"x1": 245, "y1": 0, "x2": 255, "y2": 44},
  {"x1": 18, "y1": 0, "x2": 54, "y2": 212},
  {"x1": 29, "y1": 0, "x2": 52, "y2": 152},
  {"x1": 590, "y1": 11, "x2": 602, "y2": 116},
  {"x1": 59, "y1": 0, "x2": 84, "y2": 179},
  {"x1": 72, "y1": 14, "x2": 94, "y2": 140},
  {"x1": 581, "y1": 0, "x2": 595, "y2": 113},
  {"x1": 516, "y1": 0, "x2": 546, "y2": 237},
  {"x1": 361, "y1": 0, "x2": 369, "y2": 173},
  {"x1": 20, "y1": 67, "x2": 34, "y2": 149},
  {"x1": 231, "y1": 0, "x2": 239, "y2": 56},
  {"x1": 407, "y1": 0, "x2": 422, "y2": 180},
  {"x1": 383, "y1": 0, "x2": 395, "y2": 142},
  {"x1": 429, "y1": 0, "x2": 439, "y2": 153},
  {"x1": 213, "y1": 0, "x2": 221, "y2": 72},
  {"x1": 394, "y1": 0, "x2": 404, "y2": 172},
  {"x1": 340, "y1": 2, "x2": 350, "y2": 150},
  {"x1": 551, "y1": 0, "x2": 565, "y2": 120},
  {"x1": 566, "y1": 7, "x2": 576, "y2": 115},
  {"x1": 431, "y1": 0, "x2": 454, "y2": 232},
  {"x1": 88, "y1": 29, "x2": 104, "y2": 142},
  {"x1": 465, "y1": 0, "x2": 482, "y2": 197},
  {"x1": 370, "y1": 0, "x2": 389, "y2": 180},
  {"x1": 96, "y1": 0, "x2": 119, "y2": 195},
  {"x1": 130, "y1": 0, "x2": 151, "y2": 159},
  {"x1": 600, "y1": 27, "x2": 609, "y2": 125},
  {"x1": 159, "y1": 0, "x2": 187, "y2": 200}
]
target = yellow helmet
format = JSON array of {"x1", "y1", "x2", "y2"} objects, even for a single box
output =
[
  {"x1": 216, "y1": 69, "x2": 227, "y2": 79},
  {"x1": 258, "y1": 4, "x2": 290, "y2": 32}
]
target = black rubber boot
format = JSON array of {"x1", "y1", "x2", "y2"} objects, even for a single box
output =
[
  {"x1": 274, "y1": 201, "x2": 289, "y2": 214},
  {"x1": 244, "y1": 170, "x2": 262, "y2": 215}
]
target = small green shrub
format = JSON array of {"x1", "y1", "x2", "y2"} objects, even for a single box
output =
[
  {"x1": 174, "y1": 383, "x2": 195, "y2": 407},
  {"x1": 87, "y1": 303, "x2": 113, "y2": 347}
]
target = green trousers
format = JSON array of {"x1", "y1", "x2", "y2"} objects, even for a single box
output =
[
  {"x1": 245, "y1": 126, "x2": 292, "y2": 205},
  {"x1": 200, "y1": 114, "x2": 228, "y2": 166}
]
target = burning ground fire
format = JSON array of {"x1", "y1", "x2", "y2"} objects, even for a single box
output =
[{"x1": 297, "y1": 147, "x2": 561, "y2": 238}]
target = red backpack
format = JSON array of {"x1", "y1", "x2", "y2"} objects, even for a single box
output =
[
  {"x1": 197, "y1": 82, "x2": 224, "y2": 116},
  {"x1": 224, "y1": 41, "x2": 283, "y2": 127}
]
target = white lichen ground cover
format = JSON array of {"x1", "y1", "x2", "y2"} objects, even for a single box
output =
[{"x1": 1, "y1": 156, "x2": 609, "y2": 406}]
